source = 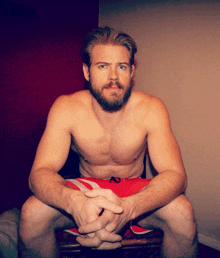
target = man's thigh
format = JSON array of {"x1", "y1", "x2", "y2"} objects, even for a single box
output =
[
  {"x1": 20, "y1": 195, "x2": 76, "y2": 231},
  {"x1": 136, "y1": 194, "x2": 195, "y2": 231}
]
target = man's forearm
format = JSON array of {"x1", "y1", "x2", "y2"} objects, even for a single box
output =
[
  {"x1": 125, "y1": 170, "x2": 187, "y2": 220},
  {"x1": 29, "y1": 168, "x2": 83, "y2": 214}
]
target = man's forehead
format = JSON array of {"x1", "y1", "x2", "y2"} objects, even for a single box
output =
[{"x1": 90, "y1": 44, "x2": 130, "y2": 63}]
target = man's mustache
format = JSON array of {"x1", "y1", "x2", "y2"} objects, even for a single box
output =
[{"x1": 103, "y1": 81, "x2": 124, "y2": 90}]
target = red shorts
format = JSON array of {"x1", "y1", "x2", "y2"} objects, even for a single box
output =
[{"x1": 65, "y1": 177, "x2": 152, "y2": 235}]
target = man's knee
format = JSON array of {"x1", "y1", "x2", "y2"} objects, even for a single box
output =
[
  {"x1": 159, "y1": 195, "x2": 197, "y2": 240},
  {"x1": 20, "y1": 196, "x2": 52, "y2": 224},
  {"x1": 19, "y1": 196, "x2": 56, "y2": 241}
]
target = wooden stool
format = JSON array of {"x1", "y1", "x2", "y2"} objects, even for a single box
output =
[{"x1": 57, "y1": 226, "x2": 163, "y2": 258}]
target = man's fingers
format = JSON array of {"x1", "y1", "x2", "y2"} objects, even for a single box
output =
[
  {"x1": 76, "y1": 235, "x2": 101, "y2": 247},
  {"x1": 77, "y1": 229, "x2": 122, "y2": 249},
  {"x1": 94, "y1": 197, "x2": 123, "y2": 214},
  {"x1": 96, "y1": 241, "x2": 122, "y2": 250},
  {"x1": 76, "y1": 230, "x2": 122, "y2": 248},
  {"x1": 85, "y1": 189, "x2": 111, "y2": 198},
  {"x1": 85, "y1": 189, "x2": 119, "y2": 203},
  {"x1": 96, "y1": 229, "x2": 122, "y2": 242},
  {"x1": 78, "y1": 211, "x2": 112, "y2": 233},
  {"x1": 77, "y1": 237, "x2": 121, "y2": 250}
]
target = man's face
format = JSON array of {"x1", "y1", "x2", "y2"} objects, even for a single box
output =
[{"x1": 83, "y1": 44, "x2": 135, "y2": 112}]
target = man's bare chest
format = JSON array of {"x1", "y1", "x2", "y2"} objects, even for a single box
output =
[{"x1": 71, "y1": 120, "x2": 147, "y2": 165}]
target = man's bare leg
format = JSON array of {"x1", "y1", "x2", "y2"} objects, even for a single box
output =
[
  {"x1": 18, "y1": 196, "x2": 75, "y2": 258},
  {"x1": 137, "y1": 194, "x2": 197, "y2": 258}
]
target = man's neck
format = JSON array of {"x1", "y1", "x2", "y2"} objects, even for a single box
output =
[{"x1": 92, "y1": 98, "x2": 127, "y2": 131}]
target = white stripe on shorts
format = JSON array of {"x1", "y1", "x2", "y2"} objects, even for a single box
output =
[
  {"x1": 78, "y1": 179, "x2": 101, "y2": 190},
  {"x1": 66, "y1": 179, "x2": 90, "y2": 192}
]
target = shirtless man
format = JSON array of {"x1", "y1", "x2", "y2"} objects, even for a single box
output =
[{"x1": 19, "y1": 26, "x2": 197, "y2": 258}]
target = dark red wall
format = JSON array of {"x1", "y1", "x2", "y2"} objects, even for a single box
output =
[{"x1": 0, "y1": 0, "x2": 99, "y2": 212}]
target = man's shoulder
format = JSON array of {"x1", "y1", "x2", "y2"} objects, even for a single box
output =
[
  {"x1": 52, "y1": 90, "x2": 91, "y2": 110},
  {"x1": 47, "y1": 90, "x2": 91, "y2": 124},
  {"x1": 131, "y1": 91, "x2": 170, "y2": 129},
  {"x1": 132, "y1": 91, "x2": 165, "y2": 111}
]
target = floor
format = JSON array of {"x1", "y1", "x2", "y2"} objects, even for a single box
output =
[{"x1": 198, "y1": 243, "x2": 220, "y2": 258}]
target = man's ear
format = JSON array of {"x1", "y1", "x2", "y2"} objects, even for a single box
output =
[
  {"x1": 83, "y1": 64, "x2": 90, "y2": 81},
  {"x1": 130, "y1": 64, "x2": 135, "y2": 79}
]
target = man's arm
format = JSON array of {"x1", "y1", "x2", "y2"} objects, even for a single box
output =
[
  {"x1": 127, "y1": 97, "x2": 187, "y2": 220},
  {"x1": 79, "y1": 97, "x2": 187, "y2": 235},
  {"x1": 29, "y1": 95, "x2": 76, "y2": 212},
  {"x1": 29, "y1": 95, "x2": 122, "y2": 226}
]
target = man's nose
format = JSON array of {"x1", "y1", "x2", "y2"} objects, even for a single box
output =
[{"x1": 109, "y1": 67, "x2": 118, "y2": 80}]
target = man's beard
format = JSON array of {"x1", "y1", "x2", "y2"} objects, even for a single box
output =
[{"x1": 88, "y1": 80, "x2": 132, "y2": 112}]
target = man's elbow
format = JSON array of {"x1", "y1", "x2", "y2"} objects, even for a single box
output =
[
  {"x1": 28, "y1": 168, "x2": 40, "y2": 192},
  {"x1": 28, "y1": 171, "x2": 34, "y2": 191},
  {"x1": 181, "y1": 172, "x2": 188, "y2": 193}
]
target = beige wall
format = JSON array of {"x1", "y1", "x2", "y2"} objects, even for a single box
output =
[{"x1": 99, "y1": 0, "x2": 220, "y2": 250}]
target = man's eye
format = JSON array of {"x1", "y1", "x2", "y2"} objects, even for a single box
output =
[
  {"x1": 99, "y1": 65, "x2": 106, "y2": 69},
  {"x1": 119, "y1": 65, "x2": 126, "y2": 69}
]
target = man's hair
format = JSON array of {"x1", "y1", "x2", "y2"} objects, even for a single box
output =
[{"x1": 81, "y1": 26, "x2": 137, "y2": 67}]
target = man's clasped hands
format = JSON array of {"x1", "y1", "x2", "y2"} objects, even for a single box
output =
[{"x1": 71, "y1": 188, "x2": 132, "y2": 250}]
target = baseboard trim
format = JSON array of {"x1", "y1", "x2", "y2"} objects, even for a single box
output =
[{"x1": 198, "y1": 234, "x2": 220, "y2": 251}]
